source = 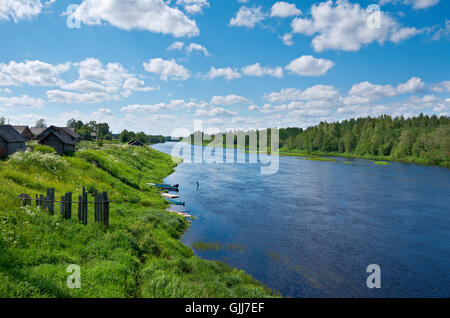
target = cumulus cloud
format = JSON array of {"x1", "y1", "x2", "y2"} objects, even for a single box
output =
[
  {"x1": 122, "y1": 78, "x2": 158, "y2": 92},
  {"x1": 0, "y1": 60, "x2": 70, "y2": 86},
  {"x1": 379, "y1": 0, "x2": 439, "y2": 10},
  {"x1": 46, "y1": 90, "x2": 112, "y2": 104},
  {"x1": 291, "y1": 0, "x2": 423, "y2": 52},
  {"x1": 0, "y1": 94, "x2": 45, "y2": 108},
  {"x1": 186, "y1": 43, "x2": 210, "y2": 56},
  {"x1": 430, "y1": 80, "x2": 450, "y2": 92},
  {"x1": 285, "y1": 55, "x2": 335, "y2": 76},
  {"x1": 348, "y1": 77, "x2": 424, "y2": 101},
  {"x1": 121, "y1": 99, "x2": 208, "y2": 113},
  {"x1": 0, "y1": 0, "x2": 45, "y2": 22},
  {"x1": 280, "y1": 33, "x2": 294, "y2": 46},
  {"x1": 167, "y1": 41, "x2": 210, "y2": 56},
  {"x1": 176, "y1": 0, "x2": 210, "y2": 14},
  {"x1": 196, "y1": 107, "x2": 237, "y2": 117},
  {"x1": 210, "y1": 95, "x2": 249, "y2": 105},
  {"x1": 241, "y1": 63, "x2": 283, "y2": 78},
  {"x1": 67, "y1": 0, "x2": 199, "y2": 37},
  {"x1": 264, "y1": 85, "x2": 339, "y2": 103},
  {"x1": 205, "y1": 67, "x2": 241, "y2": 80},
  {"x1": 270, "y1": 2, "x2": 302, "y2": 18},
  {"x1": 229, "y1": 6, "x2": 266, "y2": 28},
  {"x1": 143, "y1": 58, "x2": 190, "y2": 81}
]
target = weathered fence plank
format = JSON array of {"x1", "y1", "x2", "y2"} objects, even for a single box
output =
[{"x1": 19, "y1": 187, "x2": 111, "y2": 227}]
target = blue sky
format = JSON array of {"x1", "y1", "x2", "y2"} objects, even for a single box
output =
[{"x1": 0, "y1": 0, "x2": 449, "y2": 135}]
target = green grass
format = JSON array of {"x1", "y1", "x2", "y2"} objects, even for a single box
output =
[
  {"x1": 298, "y1": 157, "x2": 338, "y2": 162},
  {"x1": 0, "y1": 141, "x2": 274, "y2": 298},
  {"x1": 374, "y1": 161, "x2": 391, "y2": 165}
]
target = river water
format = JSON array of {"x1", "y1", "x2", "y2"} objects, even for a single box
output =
[{"x1": 152, "y1": 142, "x2": 450, "y2": 297}]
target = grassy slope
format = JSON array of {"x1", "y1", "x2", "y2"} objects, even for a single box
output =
[{"x1": 0, "y1": 142, "x2": 274, "y2": 298}]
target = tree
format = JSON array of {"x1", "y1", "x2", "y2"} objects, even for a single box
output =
[
  {"x1": 35, "y1": 119, "x2": 47, "y2": 128},
  {"x1": 0, "y1": 116, "x2": 5, "y2": 125}
]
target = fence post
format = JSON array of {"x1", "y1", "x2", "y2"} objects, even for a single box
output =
[
  {"x1": 65, "y1": 192, "x2": 72, "y2": 219},
  {"x1": 102, "y1": 192, "x2": 109, "y2": 228},
  {"x1": 78, "y1": 195, "x2": 82, "y2": 222},
  {"x1": 36, "y1": 194, "x2": 39, "y2": 208},
  {"x1": 82, "y1": 187, "x2": 88, "y2": 225},
  {"x1": 50, "y1": 188, "x2": 55, "y2": 215},
  {"x1": 60, "y1": 196, "x2": 65, "y2": 218}
]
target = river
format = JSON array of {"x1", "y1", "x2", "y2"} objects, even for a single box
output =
[{"x1": 152, "y1": 142, "x2": 450, "y2": 297}]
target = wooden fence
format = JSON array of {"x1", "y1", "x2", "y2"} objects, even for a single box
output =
[{"x1": 19, "y1": 187, "x2": 110, "y2": 227}]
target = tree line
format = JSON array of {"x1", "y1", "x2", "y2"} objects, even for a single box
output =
[
  {"x1": 119, "y1": 129, "x2": 169, "y2": 145},
  {"x1": 67, "y1": 119, "x2": 112, "y2": 140},
  {"x1": 190, "y1": 114, "x2": 450, "y2": 167}
]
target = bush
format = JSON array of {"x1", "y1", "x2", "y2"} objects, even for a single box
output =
[
  {"x1": 34, "y1": 145, "x2": 57, "y2": 154},
  {"x1": 9, "y1": 150, "x2": 68, "y2": 172}
]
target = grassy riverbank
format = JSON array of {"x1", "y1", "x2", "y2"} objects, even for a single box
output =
[{"x1": 0, "y1": 142, "x2": 274, "y2": 298}]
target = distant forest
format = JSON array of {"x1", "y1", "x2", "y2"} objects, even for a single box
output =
[{"x1": 190, "y1": 114, "x2": 450, "y2": 167}]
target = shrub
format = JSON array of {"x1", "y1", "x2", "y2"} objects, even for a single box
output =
[
  {"x1": 9, "y1": 150, "x2": 68, "y2": 172},
  {"x1": 34, "y1": 145, "x2": 57, "y2": 154}
]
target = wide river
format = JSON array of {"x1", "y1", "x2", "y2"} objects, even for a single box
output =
[{"x1": 152, "y1": 142, "x2": 450, "y2": 297}]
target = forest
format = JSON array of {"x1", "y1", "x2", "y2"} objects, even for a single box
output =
[{"x1": 190, "y1": 114, "x2": 450, "y2": 167}]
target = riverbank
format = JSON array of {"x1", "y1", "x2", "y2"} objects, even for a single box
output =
[{"x1": 0, "y1": 141, "x2": 275, "y2": 297}]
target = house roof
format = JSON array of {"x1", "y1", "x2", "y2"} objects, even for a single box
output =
[
  {"x1": 39, "y1": 131, "x2": 76, "y2": 146},
  {"x1": 129, "y1": 140, "x2": 145, "y2": 146},
  {"x1": 12, "y1": 126, "x2": 31, "y2": 134},
  {"x1": 59, "y1": 127, "x2": 81, "y2": 139},
  {"x1": 0, "y1": 125, "x2": 27, "y2": 143},
  {"x1": 30, "y1": 127, "x2": 48, "y2": 136}
]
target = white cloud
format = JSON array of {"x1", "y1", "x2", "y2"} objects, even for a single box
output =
[
  {"x1": 143, "y1": 58, "x2": 190, "y2": 81},
  {"x1": 285, "y1": 55, "x2": 335, "y2": 76},
  {"x1": 430, "y1": 80, "x2": 450, "y2": 92},
  {"x1": 291, "y1": 0, "x2": 422, "y2": 52},
  {"x1": 0, "y1": 0, "x2": 44, "y2": 22},
  {"x1": 379, "y1": 0, "x2": 439, "y2": 10},
  {"x1": 390, "y1": 27, "x2": 424, "y2": 43},
  {"x1": 121, "y1": 99, "x2": 207, "y2": 113},
  {"x1": 264, "y1": 88, "x2": 303, "y2": 103},
  {"x1": 92, "y1": 108, "x2": 113, "y2": 116},
  {"x1": 264, "y1": 85, "x2": 339, "y2": 103},
  {"x1": 186, "y1": 43, "x2": 210, "y2": 56},
  {"x1": 280, "y1": 33, "x2": 294, "y2": 46},
  {"x1": 196, "y1": 107, "x2": 237, "y2": 117},
  {"x1": 0, "y1": 94, "x2": 45, "y2": 108},
  {"x1": 167, "y1": 41, "x2": 210, "y2": 56},
  {"x1": 241, "y1": 63, "x2": 283, "y2": 78},
  {"x1": 270, "y1": 2, "x2": 301, "y2": 18},
  {"x1": 176, "y1": 0, "x2": 210, "y2": 14},
  {"x1": 122, "y1": 78, "x2": 158, "y2": 92},
  {"x1": 205, "y1": 67, "x2": 241, "y2": 80},
  {"x1": 347, "y1": 77, "x2": 424, "y2": 102},
  {"x1": 46, "y1": 90, "x2": 112, "y2": 104},
  {"x1": 210, "y1": 95, "x2": 249, "y2": 105},
  {"x1": 68, "y1": 0, "x2": 199, "y2": 37},
  {"x1": 167, "y1": 41, "x2": 185, "y2": 50},
  {"x1": 0, "y1": 60, "x2": 70, "y2": 86},
  {"x1": 229, "y1": 6, "x2": 266, "y2": 28}
]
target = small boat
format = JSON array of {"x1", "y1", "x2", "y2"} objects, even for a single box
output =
[
  {"x1": 147, "y1": 183, "x2": 179, "y2": 191},
  {"x1": 165, "y1": 198, "x2": 185, "y2": 206},
  {"x1": 161, "y1": 193, "x2": 179, "y2": 199}
]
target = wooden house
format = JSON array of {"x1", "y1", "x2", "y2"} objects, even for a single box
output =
[
  {"x1": 38, "y1": 131, "x2": 76, "y2": 155},
  {"x1": 128, "y1": 140, "x2": 145, "y2": 147},
  {"x1": 12, "y1": 126, "x2": 33, "y2": 140},
  {"x1": 0, "y1": 125, "x2": 27, "y2": 157}
]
